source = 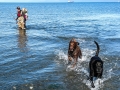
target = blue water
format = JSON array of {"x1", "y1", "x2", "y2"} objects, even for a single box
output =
[{"x1": 0, "y1": 2, "x2": 120, "y2": 90}]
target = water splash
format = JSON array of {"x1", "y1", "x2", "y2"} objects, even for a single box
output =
[{"x1": 55, "y1": 47, "x2": 116, "y2": 90}]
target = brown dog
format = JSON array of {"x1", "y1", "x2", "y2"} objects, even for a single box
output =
[{"x1": 68, "y1": 38, "x2": 82, "y2": 67}]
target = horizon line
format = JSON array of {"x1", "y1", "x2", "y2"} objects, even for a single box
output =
[{"x1": 0, "y1": 1, "x2": 118, "y2": 3}]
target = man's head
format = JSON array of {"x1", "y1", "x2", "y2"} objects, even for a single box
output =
[{"x1": 16, "y1": 6, "x2": 20, "y2": 10}]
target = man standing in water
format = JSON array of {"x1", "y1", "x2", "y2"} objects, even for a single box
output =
[
  {"x1": 16, "y1": 6, "x2": 27, "y2": 29},
  {"x1": 16, "y1": 6, "x2": 24, "y2": 29}
]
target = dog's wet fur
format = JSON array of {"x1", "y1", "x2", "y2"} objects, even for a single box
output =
[
  {"x1": 68, "y1": 38, "x2": 82, "y2": 67},
  {"x1": 88, "y1": 41, "x2": 103, "y2": 88}
]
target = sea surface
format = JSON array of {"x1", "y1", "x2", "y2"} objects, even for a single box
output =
[{"x1": 0, "y1": 2, "x2": 120, "y2": 90}]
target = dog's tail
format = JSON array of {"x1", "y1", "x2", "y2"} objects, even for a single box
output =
[{"x1": 94, "y1": 41, "x2": 100, "y2": 56}]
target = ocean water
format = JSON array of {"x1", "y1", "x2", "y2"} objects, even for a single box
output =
[{"x1": 0, "y1": 2, "x2": 120, "y2": 90}]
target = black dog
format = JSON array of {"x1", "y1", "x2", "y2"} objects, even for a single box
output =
[{"x1": 88, "y1": 41, "x2": 103, "y2": 88}]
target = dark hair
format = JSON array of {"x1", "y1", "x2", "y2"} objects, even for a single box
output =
[{"x1": 17, "y1": 6, "x2": 20, "y2": 9}]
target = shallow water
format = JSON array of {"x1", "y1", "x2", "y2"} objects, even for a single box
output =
[{"x1": 0, "y1": 2, "x2": 120, "y2": 90}]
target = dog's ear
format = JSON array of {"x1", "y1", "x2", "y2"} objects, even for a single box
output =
[{"x1": 76, "y1": 42, "x2": 79, "y2": 45}]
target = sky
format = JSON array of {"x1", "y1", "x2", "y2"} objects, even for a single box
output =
[{"x1": 0, "y1": 0, "x2": 118, "y2": 2}]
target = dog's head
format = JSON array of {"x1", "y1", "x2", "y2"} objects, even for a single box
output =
[
  {"x1": 69, "y1": 38, "x2": 79, "y2": 51},
  {"x1": 96, "y1": 62, "x2": 103, "y2": 77},
  {"x1": 96, "y1": 62, "x2": 103, "y2": 74}
]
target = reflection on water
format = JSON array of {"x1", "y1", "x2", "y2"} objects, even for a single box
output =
[{"x1": 18, "y1": 29, "x2": 28, "y2": 52}]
